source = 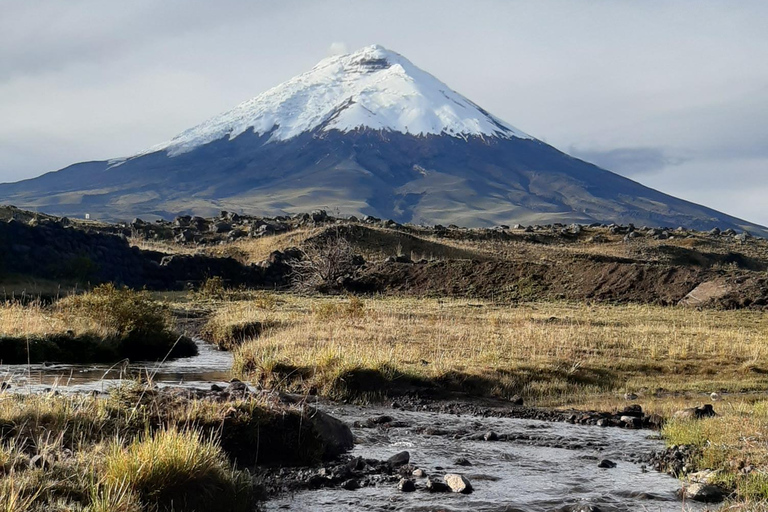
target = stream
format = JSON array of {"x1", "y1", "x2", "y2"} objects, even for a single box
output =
[{"x1": 0, "y1": 340, "x2": 705, "y2": 512}]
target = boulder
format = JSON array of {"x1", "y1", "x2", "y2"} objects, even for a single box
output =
[
  {"x1": 444, "y1": 473, "x2": 473, "y2": 494},
  {"x1": 306, "y1": 407, "x2": 354, "y2": 458},
  {"x1": 398, "y1": 478, "x2": 416, "y2": 492},
  {"x1": 341, "y1": 479, "x2": 360, "y2": 490},
  {"x1": 677, "y1": 483, "x2": 725, "y2": 503},
  {"x1": 674, "y1": 404, "x2": 716, "y2": 420},
  {"x1": 387, "y1": 451, "x2": 410, "y2": 467},
  {"x1": 426, "y1": 477, "x2": 451, "y2": 492}
]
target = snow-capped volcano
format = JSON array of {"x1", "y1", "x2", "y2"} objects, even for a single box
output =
[
  {"x1": 0, "y1": 44, "x2": 766, "y2": 236},
  {"x1": 146, "y1": 44, "x2": 531, "y2": 157}
]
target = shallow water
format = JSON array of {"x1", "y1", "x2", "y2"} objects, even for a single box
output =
[
  {"x1": 0, "y1": 343, "x2": 701, "y2": 511},
  {"x1": 0, "y1": 338, "x2": 232, "y2": 393},
  {"x1": 266, "y1": 404, "x2": 705, "y2": 512}
]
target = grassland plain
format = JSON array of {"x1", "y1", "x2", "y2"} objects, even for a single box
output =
[
  {"x1": 189, "y1": 292, "x2": 768, "y2": 506},
  {"x1": 215, "y1": 294, "x2": 768, "y2": 402}
]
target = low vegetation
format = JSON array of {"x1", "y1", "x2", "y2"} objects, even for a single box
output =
[
  {"x1": 0, "y1": 284, "x2": 196, "y2": 364},
  {"x1": 228, "y1": 295, "x2": 768, "y2": 403},
  {"x1": 662, "y1": 400, "x2": 768, "y2": 505},
  {"x1": 0, "y1": 385, "x2": 327, "y2": 511}
]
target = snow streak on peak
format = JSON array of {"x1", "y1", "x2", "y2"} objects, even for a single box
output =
[{"x1": 145, "y1": 44, "x2": 534, "y2": 157}]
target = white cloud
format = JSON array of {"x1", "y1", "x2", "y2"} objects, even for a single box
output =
[{"x1": 327, "y1": 41, "x2": 348, "y2": 56}]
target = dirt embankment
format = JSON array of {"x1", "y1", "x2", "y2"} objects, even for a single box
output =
[{"x1": 351, "y1": 259, "x2": 700, "y2": 304}]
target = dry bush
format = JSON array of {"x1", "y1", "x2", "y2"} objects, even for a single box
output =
[{"x1": 289, "y1": 234, "x2": 361, "y2": 292}]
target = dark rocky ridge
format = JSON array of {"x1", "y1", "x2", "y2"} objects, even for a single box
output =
[{"x1": 2, "y1": 206, "x2": 767, "y2": 308}]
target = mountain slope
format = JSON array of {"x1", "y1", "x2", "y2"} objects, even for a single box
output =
[{"x1": 0, "y1": 45, "x2": 765, "y2": 235}]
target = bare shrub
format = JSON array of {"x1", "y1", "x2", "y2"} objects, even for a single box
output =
[{"x1": 289, "y1": 233, "x2": 361, "y2": 292}]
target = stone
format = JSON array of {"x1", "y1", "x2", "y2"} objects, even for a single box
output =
[
  {"x1": 387, "y1": 451, "x2": 410, "y2": 467},
  {"x1": 674, "y1": 404, "x2": 716, "y2": 420},
  {"x1": 398, "y1": 478, "x2": 416, "y2": 492},
  {"x1": 453, "y1": 457, "x2": 472, "y2": 466},
  {"x1": 366, "y1": 415, "x2": 394, "y2": 426},
  {"x1": 483, "y1": 431, "x2": 499, "y2": 441},
  {"x1": 226, "y1": 380, "x2": 248, "y2": 393},
  {"x1": 444, "y1": 473, "x2": 473, "y2": 494},
  {"x1": 570, "y1": 505, "x2": 602, "y2": 512},
  {"x1": 412, "y1": 468, "x2": 426, "y2": 478},
  {"x1": 425, "y1": 477, "x2": 451, "y2": 492},
  {"x1": 621, "y1": 404, "x2": 643, "y2": 416},
  {"x1": 211, "y1": 221, "x2": 232, "y2": 233},
  {"x1": 597, "y1": 459, "x2": 617, "y2": 468},
  {"x1": 624, "y1": 392, "x2": 638, "y2": 400},
  {"x1": 620, "y1": 416, "x2": 642, "y2": 428},
  {"x1": 341, "y1": 479, "x2": 360, "y2": 490},
  {"x1": 509, "y1": 394, "x2": 524, "y2": 406},
  {"x1": 677, "y1": 483, "x2": 725, "y2": 503},
  {"x1": 306, "y1": 407, "x2": 354, "y2": 458}
]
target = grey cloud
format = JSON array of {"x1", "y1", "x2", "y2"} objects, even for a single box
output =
[{"x1": 567, "y1": 147, "x2": 688, "y2": 176}]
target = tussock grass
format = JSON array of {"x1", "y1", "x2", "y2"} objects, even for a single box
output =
[
  {"x1": 0, "y1": 284, "x2": 196, "y2": 363},
  {"x1": 103, "y1": 427, "x2": 251, "y2": 511},
  {"x1": 200, "y1": 295, "x2": 282, "y2": 350},
  {"x1": 0, "y1": 385, "x2": 324, "y2": 511},
  {"x1": 230, "y1": 295, "x2": 768, "y2": 402}
]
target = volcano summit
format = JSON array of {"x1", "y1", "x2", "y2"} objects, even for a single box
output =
[{"x1": 0, "y1": 45, "x2": 765, "y2": 235}]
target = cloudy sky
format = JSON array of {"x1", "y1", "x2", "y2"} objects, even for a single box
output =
[{"x1": 2, "y1": 0, "x2": 767, "y2": 225}]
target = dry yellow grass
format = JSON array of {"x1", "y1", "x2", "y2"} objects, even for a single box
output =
[
  {"x1": 0, "y1": 390, "x2": 261, "y2": 512},
  {"x1": 204, "y1": 228, "x2": 319, "y2": 264},
  {"x1": 0, "y1": 301, "x2": 106, "y2": 338},
  {"x1": 227, "y1": 295, "x2": 768, "y2": 402}
]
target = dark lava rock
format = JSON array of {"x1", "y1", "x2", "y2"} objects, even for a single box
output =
[
  {"x1": 483, "y1": 430, "x2": 499, "y2": 441},
  {"x1": 367, "y1": 415, "x2": 394, "y2": 425},
  {"x1": 426, "y1": 477, "x2": 451, "y2": 493},
  {"x1": 621, "y1": 404, "x2": 643, "y2": 417},
  {"x1": 398, "y1": 478, "x2": 416, "y2": 492},
  {"x1": 597, "y1": 459, "x2": 617, "y2": 469},
  {"x1": 306, "y1": 407, "x2": 355, "y2": 458},
  {"x1": 453, "y1": 457, "x2": 472, "y2": 466},
  {"x1": 387, "y1": 451, "x2": 410, "y2": 467},
  {"x1": 341, "y1": 479, "x2": 360, "y2": 491}
]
